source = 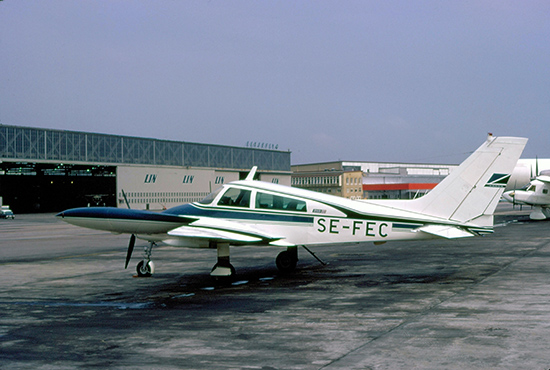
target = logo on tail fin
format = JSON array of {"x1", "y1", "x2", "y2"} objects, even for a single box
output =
[{"x1": 485, "y1": 173, "x2": 511, "y2": 188}]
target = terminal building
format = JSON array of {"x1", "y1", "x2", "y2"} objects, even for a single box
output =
[
  {"x1": 292, "y1": 161, "x2": 457, "y2": 200},
  {"x1": 0, "y1": 125, "x2": 291, "y2": 213}
]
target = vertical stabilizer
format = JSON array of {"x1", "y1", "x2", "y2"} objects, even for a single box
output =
[{"x1": 407, "y1": 135, "x2": 528, "y2": 225}]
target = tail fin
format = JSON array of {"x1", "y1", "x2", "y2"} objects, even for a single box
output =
[{"x1": 408, "y1": 135, "x2": 527, "y2": 226}]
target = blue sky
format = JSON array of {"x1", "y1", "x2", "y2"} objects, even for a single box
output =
[{"x1": 1, "y1": 1, "x2": 548, "y2": 164}]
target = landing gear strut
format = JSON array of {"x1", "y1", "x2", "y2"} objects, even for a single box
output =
[
  {"x1": 210, "y1": 242, "x2": 235, "y2": 277},
  {"x1": 136, "y1": 242, "x2": 156, "y2": 277},
  {"x1": 276, "y1": 246, "x2": 298, "y2": 273}
]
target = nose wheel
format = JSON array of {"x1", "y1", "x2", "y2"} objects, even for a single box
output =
[
  {"x1": 135, "y1": 242, "x2": 155, "y2": 277},
  {"x1": 136, "y1": 260, "x2": 155, "y2": 277}
]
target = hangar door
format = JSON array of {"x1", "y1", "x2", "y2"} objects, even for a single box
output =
[{"x1": 0, "y1": 163, "x2": 116, "y2": 213}]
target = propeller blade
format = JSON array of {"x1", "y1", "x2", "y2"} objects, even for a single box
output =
[
  {"x1": 125, "y1": 234, "x2": 136, "y2": 269},
  {"x1": 513, "y1": 181, "x2": 517, "y2": 207},
  {"x1": 121, "y1": 189, "x2": 131, "y2": 209}
]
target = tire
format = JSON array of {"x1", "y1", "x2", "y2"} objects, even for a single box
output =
[
  {"x1": 136, "y1": 260, "x2": 155, "y2": 277},
  {"x1": 276, "y1": 250, "x2": 297, "y2": 273}
]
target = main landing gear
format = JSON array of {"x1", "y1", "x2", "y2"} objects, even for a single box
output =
[
  {"x1": 208, "y1": 244, "x2": 300, "y2": 278},
  {"x1": 210, "y1": 242, "x2": 236, "y2": 277},
  {"x1": 208, "y1": 244, "x2": 328, "y2": 277},
  {"x1": 132, "y1": 242, "x2": 320, "y2": 278},
  {"x1": 276, "y1": 246, "x2": 298, "y2": 273},
  {"x1": 276, "y1": 246, "x2": 328, "y2": 273}
]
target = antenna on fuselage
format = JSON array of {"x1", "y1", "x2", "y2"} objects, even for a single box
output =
[{"x1": 245, "y1": 166, "x2": 258, "y2": 181}]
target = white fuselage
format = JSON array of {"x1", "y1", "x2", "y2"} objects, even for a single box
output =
[
  {"x1": 502, "y1": 176, "x2": 550, "y2": 220},
  {"x1": 149, "y1": 180, "x2": 483, "y2": 248}
]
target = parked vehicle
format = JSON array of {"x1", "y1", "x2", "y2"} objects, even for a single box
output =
[{"x1": 0, "y1": 206, "x2": 15, "y2": 219}]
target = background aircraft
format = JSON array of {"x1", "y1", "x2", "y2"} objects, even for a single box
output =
[
  {"x1": 57, "y1": 135, "x2": 527, "y2": 278},
  {"x1": 502, "y1": 169, "x2": 550, "y2": 220}
]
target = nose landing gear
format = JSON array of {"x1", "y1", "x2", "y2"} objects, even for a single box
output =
[{"x1": 136, "y1": 242, "x2": 156, "y2": 277}]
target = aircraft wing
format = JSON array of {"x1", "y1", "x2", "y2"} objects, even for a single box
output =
[
  {"x1": 537, "y1": 175, "x2": 550, "y2": 183},
  {"x1": 168, "y1": 217, "x2": 285, "y2": 245}
]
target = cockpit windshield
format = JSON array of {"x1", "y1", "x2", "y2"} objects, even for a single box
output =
[
  {"x1": 217, "y1": 187, "x2": 251, "y2": 208},
  {"x1": 198, "y1": 186, "x2": 223, "y2": 205}
]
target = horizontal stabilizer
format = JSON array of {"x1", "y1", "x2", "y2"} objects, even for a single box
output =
[{"x1": 417, "y1": 225, "x2": 475, "y2": 239}]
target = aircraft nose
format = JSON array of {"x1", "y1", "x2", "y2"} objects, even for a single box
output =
[
  {"x1": 502, "y1": 191, "x2": 514, "y2": 202},
  {"x1": 56, "y1": 208, "x2": 84, "y2": 218},
  {"x1": 56, "y1": 209, "x2": 81, "y2": 218}
]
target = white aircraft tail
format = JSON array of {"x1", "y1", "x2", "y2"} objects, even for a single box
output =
[{"x1": 403, "y1": 135, "x2": 527, "y2": 226}]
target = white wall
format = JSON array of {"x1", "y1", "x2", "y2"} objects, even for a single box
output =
[
  {"x1": 116, "y1": 166, "x2": 290, "y2": 210},
  {"x1": 117, "y1": 166, "x2": 239, "y2": 210}
]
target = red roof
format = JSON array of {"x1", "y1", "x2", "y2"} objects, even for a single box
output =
[{"x1": 362, "y1": 183, "x2": 438, "y2": 191}]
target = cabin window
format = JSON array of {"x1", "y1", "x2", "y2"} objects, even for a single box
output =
[
  {"x1": 217, "y1": 188, "x2": 251, "y2": 208},
  {"x1": 543, "y1": 189, "x2": 548, "y2": 194},
  {"x1": 256, "y1": 192, "x2": 306, "y2": 212}
]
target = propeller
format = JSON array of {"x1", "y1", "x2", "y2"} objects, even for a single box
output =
[
  {"x1": 511, "y1": 180, "x2": 517, "y2": 208},
  {"x1": 121, "y1": 189, "x2": 136, "y2": 269},
  {"x1": 125, "y1": 234, "x2": 136, "y2": 269},
  {"x1": 531, "y1": 156, "x2": 540, "y2": 180}
]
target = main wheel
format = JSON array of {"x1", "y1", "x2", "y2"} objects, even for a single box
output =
[
  {"x1": 136, "y1": 260, "x2": 155, "y2": 277},
  {"x1": 276, "y1": 250, "x2": 298, "y2": 273}
]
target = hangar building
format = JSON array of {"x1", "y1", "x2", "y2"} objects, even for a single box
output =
[{"x1": 0, "y1": 125, "x2": 291, "y2": 213}]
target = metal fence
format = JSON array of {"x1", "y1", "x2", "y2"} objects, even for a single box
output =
[{"x1": 0, "y1": 125, "x2": 290, "y2": 171}]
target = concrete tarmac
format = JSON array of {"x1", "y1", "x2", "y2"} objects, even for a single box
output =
[{"x1": 1, "y1": 204, "x2": 550, "y2": 369}]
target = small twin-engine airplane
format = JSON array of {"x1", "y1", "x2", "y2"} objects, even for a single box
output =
[
  {"x1": 57, "y1": 135, "x2": 527, "y2": 278},
  {"x1": 502, "y1": 170, "x2": 550, "y2": 220}
]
